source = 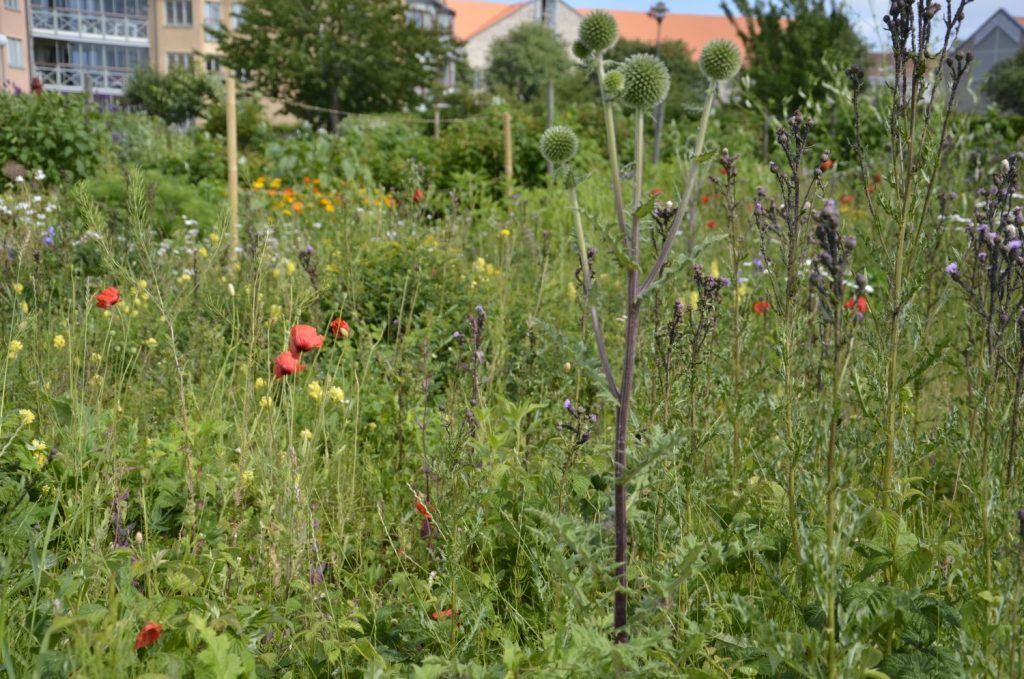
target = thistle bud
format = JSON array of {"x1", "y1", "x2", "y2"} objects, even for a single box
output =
[
  {"x1": 699, "y1": 39, "x2": 742, "y2": 82},
  {"x1": 604, "y1": 70, "x2": 625, "y2": 97},
  {"x1": 539, "y1": 126, "x2": 579, "y2": 165},
  {"x1": 572, "y1": 40, "x2": 591, "y2": 60},
  {"x1": 620, "y1": 53, "x2": 671, "y2": 110},
  {"x1": 578, "y1": 11, "x2": 618, "y2": 54}
]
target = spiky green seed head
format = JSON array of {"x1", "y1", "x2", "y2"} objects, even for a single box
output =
[
  {"x1": 699, "y1": 39, "x2": 742, "y2": 82},
  {"x1": 571, "y1": 40, "x2": 591, "y2": 60},
  {"x1": 620, "y1": 53, "x2": 670, "y2": 110},
  {"x1": 604, "y1": 70, "x2": 625, "y2": 97},
  {"x1": 578, "y1": 11, "x2": 618, "y2": 54},
  {"x1": 539, "y1": 126, "x2": 579, "y2": 165}
]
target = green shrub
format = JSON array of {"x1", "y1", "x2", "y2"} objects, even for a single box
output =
[
  {"x1": 124, "y1": 67, "x2": 215, "y2": 125},
  {"x1": 0, "y1": 92, "x2": 103, "y2": 184}
]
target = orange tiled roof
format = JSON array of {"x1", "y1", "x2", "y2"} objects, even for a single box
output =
[
  {"x1": 581, "y1": 9, "x2": 745, "y2": 57},
  {"x1": 449, "y1": 1, "x2": 529, "y2": 40}
]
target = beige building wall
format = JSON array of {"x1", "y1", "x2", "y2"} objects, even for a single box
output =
[
  {"x1": 463, "y1": 0, "x2": 582, "y2": 77},
  {"x1": 0, "y1": 0, "x2": 32, "y2": 93},
  {"x1": 152, "y1": 0, "x2": 226, "y2": 74}
]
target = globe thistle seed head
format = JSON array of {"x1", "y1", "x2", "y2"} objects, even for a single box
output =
[
  {"x1": 572, "y1": 40, "x2": 591, "y2": 60},
  {"x1": 620, "y1": 53, "x2": 671, "y2": 110},
  {"x1": 578, "y1": 11, "x2": 618, "y2": 54},
  {"x1": 539, "y1": 126, "x2": 579, "y2": 165},
  {"x1": 604, "y1": 70, "x2": 625, "y2": 97},
  {"x1": 699, "y1": 39, "x2": 742, "y2": 82}
]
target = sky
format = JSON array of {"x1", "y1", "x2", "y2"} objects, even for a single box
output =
[{"x1": 506, "y1": 0, "x2": 1020, "y2": 46}]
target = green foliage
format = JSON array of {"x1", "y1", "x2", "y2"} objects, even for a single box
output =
[
  {"x1": 723, "y1": 0, "x2": 867, "y2": 115},
  {"x1": 107, "y1": 113, "x2": 227, "y2": 183},
  {"x1": 203, "y1": 88, "x2": 269, "y2": 149},
  {"x1": 983, "y1": 45, "x2": 1024, "y2": 115},
  {"x1": 124, "y1": 67, "x2": 216, "y2": 125},
  {"x1": 216, "y1": 0, "x2": 456, "y2": 131},
  {"x1": 0, "y1": 92, "x2": 103, "y2": 183},
  {"x1": 487, "y1": 22, "x2": 572, "y2": 102}
]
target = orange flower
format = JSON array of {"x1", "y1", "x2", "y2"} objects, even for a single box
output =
[
  {"x1": 431, "y1": 609, "x2": 454, "y2": 620},
  {"x1": 840, "y1": 194, "x2": 854, "y2": 205},
  {"x1": 95, "y1": 287, "x2": 120, "y2": 309},
  {"x1": 289, "y1": 325, "x2": 324, "y2": 353},
  {"x1": 705, "y1": 219, "x2": 717, "y2": 229},
  {"x1": 329, "y1": 317, "x2": 350, "y2": 338},
  {"x1": 843, "y1": 295, "x2": 869, "y2": 313},
  {"x1": 274, "y1": 350, "x2": 305, "y2": 378},
  {"x1": 753, "y1": 300, "x2": 771, "y2": 315},
  {"x1": 819, "y1": 158, "x2": 834, "y2": 172},
  {"x1": 134, "y1": 622, "x2": 162, "y2": 650},
  {"x1": 415, "y1": 499, "x2": 432, "y2": 521},
  {"x1": 413, "y1": 188, "x2": 425, "y2": 203}
]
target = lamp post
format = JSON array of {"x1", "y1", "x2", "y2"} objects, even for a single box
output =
[
  {"x1": 649, "y1": 2, "x2": 668, "y2": 163},
  {"x1": 0, "y1": 34, "x2": 8, "y2": 93}
]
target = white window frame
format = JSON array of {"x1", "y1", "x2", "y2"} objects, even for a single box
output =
[
  {"x1": 165, "y1": 0, "x2": 193, "y2": 27},
  {"x1": 4, "y1": 0, "x2": 20, "y2": 12},
  {"x1": 204, "y1": 1, "x2": 220, "y2": 42},
  {"x1": 167, "y1": 52, "x2": 193, "y2": 70},
  {"x1": 7, "y1": 37, "x2": 24, "y2": 69}
]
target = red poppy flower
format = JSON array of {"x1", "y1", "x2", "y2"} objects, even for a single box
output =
[
  {"x1": 274, "y1": 351, "x2": 305, "y2": 378},
  {"x1": 819, "y1": 159, "x2": 834, "y2": 172},
  {"x1": 705, "y1": 219, "x2": 717, "y2": 229},
  {"x1": 873, "y1": 173, "x2": 882, "y2": 184},
  {"x1": 844, "y1": 295, "x2": 869, "y2": 313},
  {"x1": 753, "y1": 300, "x2": 771, "y2": 315},
  {"x1": 649, "y1": 187, "x2": 663, "y2": 198},
  {"x1": 413, "y1": 188, "x2": 425, "y2": 203},
  {"x1": 840, "y1": 194, "x2": 854, "y2": 205},
  {"x1": 329, "y1": 317, "x2": 351, "y2": 338},
  {"x1": 701, "y1": 195, "x2": 710, "y2": 204},
  {"x1": 289, "y1": 325, "x2": 324, "y2": 353},
  {"x1": 415, "y1": 499, "x2": 433, "y2": 521},
  {"x1": 134, "y1": 622, "x2": 162, "y2": 651},
  {"x1": 431, "y1": 608, "x2": 454, "y2": 620},
  {"x1": 95, "y1": 287, "x2": 120, "y2": 309}
]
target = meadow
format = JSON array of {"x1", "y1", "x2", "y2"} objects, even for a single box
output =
[{"x1": 2, "y1": 7, "x2": 1024, "y2": 678}]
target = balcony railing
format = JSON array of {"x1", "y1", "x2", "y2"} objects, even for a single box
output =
[
  {"x1": 31, "y1": 7, "x2": 149, "y2": 43},
  {"x1": 35, "y1": 62, "x2": 134, "y2": 94}
]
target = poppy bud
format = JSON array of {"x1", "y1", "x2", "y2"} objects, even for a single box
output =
[{"x1": 329, "y1": 317, "x2": 351, "y2": 338}]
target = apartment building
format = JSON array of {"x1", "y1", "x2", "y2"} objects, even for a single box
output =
[{"x1": 0, "y1": 0, "x2": 32, "y2": 92}]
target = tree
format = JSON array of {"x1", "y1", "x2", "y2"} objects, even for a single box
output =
[
  {"x1": 607, "y1": 39, "x2": 705, "y2": 122},
  {"x1": 488, "y1": 23, "x2": 571, "y2": 102},
  {"x1": 983, "y1": 46, "x2": 1024, "y2": 115},
  {"x1": 722, "y1": 0, "x2": 866, "y2": 115},
  {"x1": 215, "y1": 0, "x2": 456, "y2": 131},
  {"x1": 124, "y1": 67, "x2": 215, "y2": 125}
]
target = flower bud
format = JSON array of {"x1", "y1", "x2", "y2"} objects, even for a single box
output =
[
  {"x1": 620, "y1": 53, "x2": 671, "y2": 110},
  {"x1": 578, "y1": 11, "x2": 618, "y2": 54},
  {"x1": 539, "y1": 126, "x2": 579, "y2": 165},
  {"x1": 699, "y1": 39, "x2": 742, "y2": 82}
]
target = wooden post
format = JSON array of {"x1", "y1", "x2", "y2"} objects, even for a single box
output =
[
  {"x1": 503, "y1": 111, "x2": 513, "y2": 196},
  {"x1": 226, "y1": 76, "x2": 239, "y2": 265},
  {"x1": 434, "y1": 109, "x2": 441, "y2": 139},
  {"x1": 546, "y1": 79, "x2": 555, "y2": 176}
]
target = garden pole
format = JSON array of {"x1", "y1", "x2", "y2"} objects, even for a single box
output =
[
  {"x1": 434, "y1": 109, "x2": 441, "y2": 139},
  {"x1": 503, "y1": 111, "x2": 513, "y2": 196},
  {"x1": 227, "y1": 76, "x2": 239, "y2": 265}
]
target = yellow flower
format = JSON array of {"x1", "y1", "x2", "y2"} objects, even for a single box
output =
[
  {"x1": 27, "y1": 438, "x2": 47, "y2": 452},
  {"x1": 686, "y1": 291, "x2": 699, "y2": 307},
  {"x1": 34, "y1": 450, "x2": 48, "y2": 467},
  {"x1": 209, "y1": 233, "x2": 221, "y2": 244},
  {"x1": 89, "y1": 352, "x2": 102, "y2": 364},
  {"x1": 270, "y1": 177, "x2": 282, "y2": 189},
  {"x1": 710, "y1": 259, "x2": 720, "y2": 279},
  {"x1": 269, "y1": 304, "x2": 283, "y2": 322},
  {"x1": 567, "y1": 281, "x2": 577, "y2": 302},
  {"x1": 259, "y1": 395, "x2": 273, "y2": 409},
  {"x1": 300, "y1": 429, "x2": 314, "y2": 442},
  {"x1": 241, "y1": 469, "x2": 255, "y2": 486},
  {"x1": 324, "y1": 203, "x2": 335, "y2": 213},
  {"x1": 253, "y1": 177, "x2": 266, "y2": 190},
  {"x1": 7, "y1": 340, "x2": 24, "y2": 360},
  {"x1": 254, "y1": 377, "x2": 267, "y2": 391},
  {"x1": 52, "y1": 334, "x2": 66, "y2": 349},
  {"x1": 473, "y1": 257, "x2": 487, "y2": 273},
  {"x1": 144, "y1": 337, "x2": 158, "y2": 349},
  {"x1": 137, "y1": 280, "x2": 148, "y2": 289},
  {"x1": 177, "y1": 273, "x2": 192, "y2": 284},
  {"x1": 197, "y1": 246, "x2": 209, "y2": 258},
  {"x1": 328, "y1": 386, "x2": 345, "y2": 403},
  {"x1": 19, "y1": 301, "x2": 29, "y2": 313},
  {"x1": 12, "y1": 283, "x2": 24, "y2": 294},
  {"x1": 737, "y1": 283, "x2": 748, "y2": 300},
  {"x1": 19, "y1": 409, "x2": 35, "y2": 426},
  {"x1": 499, "y1": 229, "x2": 511, "y2": 238},
  {"x1": 307, "y1": 381, "x2": 323, "y2": 401},
  {"x1": 89, "y1": 374, "x2": 103, "y2": 387},
  {"x1": 285, "y1": 260, "x2": 297, "y2": 275}
]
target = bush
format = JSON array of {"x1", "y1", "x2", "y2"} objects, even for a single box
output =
[
  {"x1": 105, "y1": 112, "x2": 226, "y2": 183},
  {"x1": 0, "y1": 92, "x2": 103, "y2": 184},
  {"x1": 124, "y1": 67, "x2": 215, "y2": 125}
]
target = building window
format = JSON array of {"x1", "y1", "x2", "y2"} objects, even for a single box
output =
[
  {"x1": 4, "y1": 0, "x2": 19, "y2": 11},
  {"x1": 205, "y1": 55, "x2": 220, "y2": 73},
  {"x1": 165, "y1": 0, "x2": 193, "y2": 26},
  {"x1": 167, "y1": 52, "x2": 193, "y2": 70},
  {"x1": 7, "y1": 38, "x2": 24, "y2": 69},
  {"x1": 204, "y1": 2, "x2": 220, "y2": 41},
  {"x1": 230, "y1": 1, "x2": 242, "y2": 29}
]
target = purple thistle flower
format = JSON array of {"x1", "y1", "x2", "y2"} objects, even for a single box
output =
[
  {"x1": 1008, "y1": 240, "x2": 1022, "y2": 251},
  {"x1": 563, "y1": 398, "x2": 572, "y2": 411},
  {"x1": 945, "y1": 262, "x2": 959, "y2": 275}
]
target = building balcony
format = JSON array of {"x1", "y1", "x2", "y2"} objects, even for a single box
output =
[
  {"x1": 34, "y1": 62, "x2": 134, "y2": 95},
  {"x1": 30, "y1": 7, "x2": 149, "y2": 45}
]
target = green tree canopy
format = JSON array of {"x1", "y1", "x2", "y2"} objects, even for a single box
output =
[
  {"x1": 215, "y1": 0, "x2": 457, "y2": 131},
  {"x1": 124, "y1": 67, "x2": 215, "y2": 126},
  {"x1": 983, "y1": 46, "x2": 1024, "y2": 115},
  {"x1": 607, "y1": 39, "x2": 705, "y2": 122},
  {"x1": 488, "y1": 22, "x2": 572, "y2": 102},
  {"x1": 723, "y1": 0, "x2": 866, "y2": 115}
]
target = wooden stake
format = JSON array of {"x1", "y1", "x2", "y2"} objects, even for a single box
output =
[
  {"x1": 434, "y1": 109, "x2": 441, "y2": 138},
  {"x1": 503, "y1": 111, "x2": 513, "y2": 196},
  {"x1": 226, "y1": 76, "x2": 239, "y2": 265}
]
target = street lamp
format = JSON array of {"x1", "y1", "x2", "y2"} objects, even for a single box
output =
[
  {"x1": 0, "y1": 34, "x2": 8, "y2": 93},
  {"x1": 648, "y1": 3, "x2": 669, "y2": 163}
]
